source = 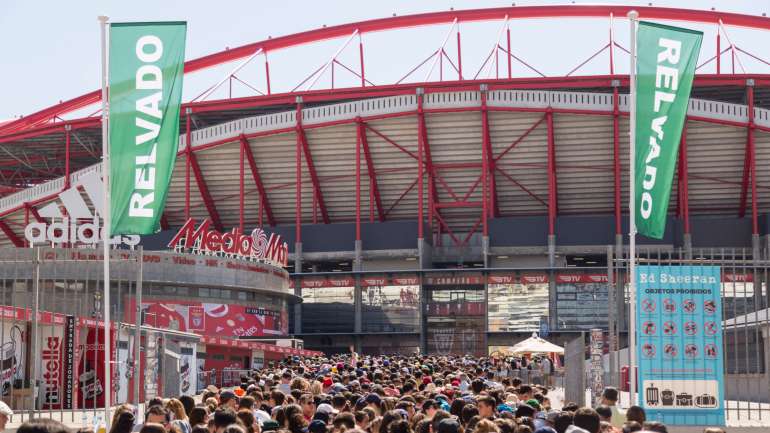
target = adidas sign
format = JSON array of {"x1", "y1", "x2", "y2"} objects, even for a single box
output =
[{"x1": 23, "y1": 172, "x2": 140, "y2": 247}]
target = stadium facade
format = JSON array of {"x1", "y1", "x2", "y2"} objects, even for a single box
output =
[{"x1": 0, "y1": 5, "x2": 769, "y2": 361}]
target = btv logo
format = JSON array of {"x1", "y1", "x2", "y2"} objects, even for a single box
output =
[{"x1": 24, "y1": 172, "x2": 139, "y2": 247}]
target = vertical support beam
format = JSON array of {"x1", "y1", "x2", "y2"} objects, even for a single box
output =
[
  {"x1": 457, "y1": 28, "x2": 463, "y2": 80},
  {"x1": 185, "y1": 109, "x2": 192, "y2": 221},
  {"x1": 417, "y1": 89, "x2": 425, "y2": 240},
  {"x1": 608, "y1": 13, "x2": 615, "y2": 75},
  {"x1": 480, "y1": 86, "x2": 490, "y2": 237},
  {"x1": 264, "y1": 51, "x2": 272, "y2": 95},
  {"x1": 679, "y1": 123, "x2": 692, "y2": 256},
  {"x1": 64, "y1": 124, "x2": 71, "y2": 189},
  {"x1": 506, "y1": 26, "x2": 512, "y2": 79},
  {"x1": 716, "y1": 30, "x2": 721, "y2": 75},
  {"x1": 295, "y1": 100, "x2": 303, "y2": 243},
  {"x1": 359, "y1": 34, "x2": 366, "y2": 88},
  {"x1": 240, "y1": 134, "x2": 276, "y2": 226},
  {"x1": 546, "y1": 109, "x2": 557, "y2": 236},
  {"x1": 239, "y1": 133, "x2": 245, "y2": 231},
  {"x1": 355, "y1": 117, "x2": 362, "y2": 242},
  {"x1": 417, "y1": 90, "x2": 438, "y2": 239},
  {"x1": 612, "y1": 83, "x2": 622, "y2": 235},
  {"x1": 748, "y1": 82, "x2": 759, "y2": 236}
]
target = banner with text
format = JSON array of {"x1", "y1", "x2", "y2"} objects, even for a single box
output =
[
  {"x1": 109, "y1": 22, "x2": 186, "y2": 235},
  {"x1": 636, "y1": 265, "x2": 724, "y2": 426},
  {"x1": 634, "y1": 21, "x2": 701, "y2": 239}
]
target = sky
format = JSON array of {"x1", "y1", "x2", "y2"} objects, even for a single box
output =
[{"x1": 2, "y1": 0, "x2": 769, "y2": 120}]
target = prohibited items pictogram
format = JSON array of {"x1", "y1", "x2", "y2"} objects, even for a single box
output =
[
  {"x1": 684, "y1": 321, "x2": 698, "y2": 336},
  {"x1": 704, "y1": 299, "x2": 716, "y2": 315},
  {"x1": 642, "y1": 298, "x2": 656, "y2": 313},
  {"x1": 705, "y1": 321, "x2": 718, "y2": 336},
  {"x1": 663, "y1": 321, "x2": 677, "y2": 336},
  {"x1": 664, "y1": 343, "x2": 678, "y2": 358},
  {"x1": 685, "y1": 344, "x2": 698, "y2": 359},
  {"x1": 663, "y1": 298, "x2": 676, "y2": 313},
  {"x1": 643, "y1": 321, "x2": 657, "y2": 335},
  {"x1": 705, "y1": 343, "x2": 718, "y2": 358},
  {"x1": 642, "y1": 343, "x2": 656, "y2": 358},
  {"x1": 682, "y1": 299, "x2": 696, "y2": 313}
]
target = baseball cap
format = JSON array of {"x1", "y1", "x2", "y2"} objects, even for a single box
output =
[
  {"x1": 220, "y1": 390, "x2": 238, "y2": 401},
  {"x1": 262, "y1": 420, "x2": 280, "y2": 432},
  {"x1": 0, "y1": 401, "x2": 12, "y2": 417},
  {"x1": 316, "y1": 403, "x2": 339, "y2": 415},
  {"x1": 364, "y1": 393, "x2": 382, "y2": 406}
]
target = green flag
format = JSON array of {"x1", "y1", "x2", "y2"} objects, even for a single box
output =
[
  {"x1": 634, "y1": 21, "x2": 702, "y2": 239},
  {"x1": 109, "y1": 22, "x2": 186, "y2": 235}
]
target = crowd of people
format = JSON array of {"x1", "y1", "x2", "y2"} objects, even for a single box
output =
[{"x1": 14, "y1": 354, "x2": 727, "y2": 433}]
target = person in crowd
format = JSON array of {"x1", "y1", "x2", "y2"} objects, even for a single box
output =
[
  {"x1": 17, "y1": 419, "x2": 70, "y2": 433},
  {"x1": 0, "y1": 401, "x2": 12, "y2": 432},
  {"x1": 598, "y1": 388, "x2": 624, "y2": 428},
  {"x1": 570, "y1": 408, "x2": 600, "y2": 433},
  {"x1": 189, "y1": 406, "x2": 209, "y2": 428},
  {"x1": 623, "y1": 407, "x2": 644, "y2": 426},
  {"x1": 134, "y1": 405, "x2": 170, "y2": 433},
  {"x1": 168, "y1": 398, "x2": 192, "y2": 433},
  {"x1": 110, "y1": 411, "x2": 137, "y2": 433}
]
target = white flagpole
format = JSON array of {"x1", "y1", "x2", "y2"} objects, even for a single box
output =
[
  {"x1": 627, "y1": 10, "x2": 638, "y2": 407},
  {"x1": 98, "y1": 14, "x2": 112, "y2": 428}
]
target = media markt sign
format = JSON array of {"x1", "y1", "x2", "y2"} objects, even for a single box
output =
[{"x1": 167, "y1": 218, "x2": 289, "y2": 267}]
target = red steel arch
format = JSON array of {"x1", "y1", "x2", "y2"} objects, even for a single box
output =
[{"x1": 3, "y1": 4, "x2": 770, "y2": 136}]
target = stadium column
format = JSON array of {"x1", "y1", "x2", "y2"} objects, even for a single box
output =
[
  {"x1": 679, "y1": 123, "x2": 692, "y2": 259},
  {"x1": 612, "y1": 81, "x2": 623, "y2": 262},
  {"x1": 354, "y1": 119, "x2": 363, "y2": 350},
  {"x1": 747, "y1": 80, "x2": 760, "y2": 261},
  {"x1": 546, "y1": 109, "x2": 557, "y2": 267},
  {"x1": 416, "y1": 88, "x2": 433, "y2": 270},
  {"x1": 294, "y1": 98, "x2": 304, "y2": 334},
  {"x1": 480, "y1": 85, "x2": 491, "y2": 268}
]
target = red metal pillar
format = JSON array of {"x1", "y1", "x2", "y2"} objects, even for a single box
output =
[
  {"x1": 355, "y1": 117, "x2": 362, "y2": 241},
  {"x1": 64, "y1": 124, "x2": 71, "y2": 189},
  {"x1": 546, "y1": 110, "x2": 556, "y2": 236},
  {"x1": 612, "y1": 86, "x2": 621, "y2": 235},
  {"x1": 506, "y1": 27, "x2": 512, "y2": 79},
  {"x1": 241, "y1": 134, "x2": 276, "y2": 226},
  {"x1": 457, "y1": 29, "x2": 463, "y2": 80},
  {"x1": 679, "y1": 123, "x2": 690, "y2": 235},
  {"x1": 480, "y1": 88, "x2": 491, "y2": 237},
  {"x1": 239, "y1": 135, "x2": 245, "y2": 231},
  {"x1": 417, "y1": 94, "x2": 425, "y2": 240},
  {"x1": 295, "y1": 102, "x2": 303, "y2": 243},
  {"x1": 748, "y1": 84, "x2": 758, "y2": 235},
  {"x1": 264, "y1": 52, "x2": 272, "y2": 95},
  {"x1": 717, "y1": 27, "x2": 722, "y2": 75},
  {"x1": 359, "y1": 35, "x2": 366, "y2": 87},
  {"x1": 185, "y1": 109, "x2": 191, "y2": 221}
]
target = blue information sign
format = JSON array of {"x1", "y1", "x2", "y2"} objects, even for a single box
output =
[{"x1": 636, "y1": 265, "x2": 724, "y2": 426}]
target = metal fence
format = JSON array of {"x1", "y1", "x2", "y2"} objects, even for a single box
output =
[{"x1": 0, "y1": 247, "x2": 143, "y2": 426}]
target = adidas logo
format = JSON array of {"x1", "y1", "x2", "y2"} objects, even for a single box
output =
[{"x1": 24, "y1": 172, "x2": 140, "y2": 246}]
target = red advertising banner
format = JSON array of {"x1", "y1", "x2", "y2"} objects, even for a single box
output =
[
  {"x1": 361, "y1": 276, "x2": 388, "y2": 287},
  {"x1": 556, "y1": 273, "x2": 609, "y2": 283},
  {"x1": 521, "y1": 273, "x2": 550, "y2": 284},
  {"x1": 722, "y1": 272, "x2": 753, "y2": 283},
  {"x1": 130, "y1": 300, "x2": 288, "y2": 337},
  {"x1": 392, "y1": 276, "x2": 419, "y2": 285}
]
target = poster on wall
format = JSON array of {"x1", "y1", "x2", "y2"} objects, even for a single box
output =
[
  {"x1": 133, "y1": 300, "x2": 286, "y2": 337},
  {"x1": 0, "y1": 321, "x2": 25, "y2": 397},
  {"x1": 179, "y1": 344, "x2": 196, "y2": 396},
  {"x1": 636, "y1": 265, "x2": 725, "y2": 426},
  {"x1": 39, "y1": 325, "x2": 65, "y2": 409}
]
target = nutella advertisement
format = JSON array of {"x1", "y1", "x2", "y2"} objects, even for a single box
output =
[
  {"x1": 0, "y1": 321, "x2": 25, "y2": 397},
  {"x1": 132, "y1": 300, "x2": 288, "y2": 337}
]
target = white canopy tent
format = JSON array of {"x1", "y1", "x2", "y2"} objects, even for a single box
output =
[{"x1": 509, "y1": 332, "x2": 564, "y2": 355}]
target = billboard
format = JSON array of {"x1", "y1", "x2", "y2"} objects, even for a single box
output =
[
  {"x1": 133, "y1": 300, "x2": 288, "y2": 337},
  {"x1": 636, "y1": 265, "x2": 725, "y2": 426}
]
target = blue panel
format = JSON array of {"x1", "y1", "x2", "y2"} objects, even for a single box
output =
[{"x1": 636, "y1": 265, "x2": 725, "y2": 426}]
